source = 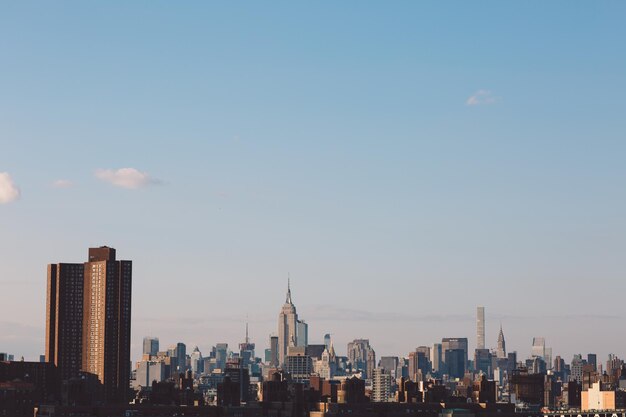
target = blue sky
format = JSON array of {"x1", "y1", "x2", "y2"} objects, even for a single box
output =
[{"x1": 1, "y1": 2, "x2": 625, "y2": 363}]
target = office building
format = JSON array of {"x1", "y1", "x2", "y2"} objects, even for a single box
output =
[
  {"x1": 431, "y1": 343, "x2": 442, "y2": 374},
  {"x1": 296, "y1": 320, "x2": 308, "y2": 347},
  {"x1": 378, "y1": 356, "x2": 399, "y2": 377},
  {"x1": 134, "y1": 361, "x2": 166, "y2": 388},
  {"x1": 442, "y1": 337, "x2": 468, "y2": 370},
  {"x1": 445, "y1": 349, "x2": 466, "y2": 379},
  {"x1": 143, "y1": 337, "x2": 159, "y2": 356},
  {"x1": 324, "y1": 334, "x2": 331, "y2": 349},
  {"x1": 269, "y1": 336, "x2": 279, "y2": 367},
  {"x1": 531, "y1": 337, "x2": 545, "y2": 359},
  {"x1": 190, "y1": 346, "x2": 203, "y2": 375},
  {"x1": 347, "y1": 339, "x2": 376, "y2": 379},
  {"x1": 215, "y1": 343, "x2": 228, "y2": 370},
  {"x1": 587, "y1": 353, "x2": 597, "y2": 372},
  {"x1": 496, "y1": 325, "x2": 506, "y2": 359},
  {"x1": 277, "y1": 280, "x2": 307, "y2": 365},
  {"x1": 474, "y1": 348, "x2": 492, "y2": 377},
  {"x1": 285, "y1": 346, "x2": 312, "y2": 383}
]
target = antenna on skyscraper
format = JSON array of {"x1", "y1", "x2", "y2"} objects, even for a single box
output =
[{"x1": 286, "y1": 273, "x2": 292, "y2": 304}]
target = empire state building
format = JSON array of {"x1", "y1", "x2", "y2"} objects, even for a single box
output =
[{"x1": 277, "y1": 280, "x2": 308, "y2": 365}]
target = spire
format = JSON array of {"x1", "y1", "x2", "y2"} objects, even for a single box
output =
[
  {"x1": 245, "y1": 320, "x2": 249, "y2": 344},
  {"x1": 497, "y1": 322, "x2": 506, "y2": 358},
  {"x1": 286, "y1": 274, "x2": 293, "y2": 304}
]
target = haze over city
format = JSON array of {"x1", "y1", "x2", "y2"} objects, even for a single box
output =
[{"x1": 2, "y1": 1, "x2": 626, "y2": 367}]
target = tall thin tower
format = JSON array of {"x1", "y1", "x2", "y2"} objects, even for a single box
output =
[
  {"x1": 476, "y1": 306, "x2": 485, "y2": 350},
  {"x1": 496, "y1": 324, "x2": 506, "y2": 358},
  {"x1": 277, "y1": 279, "x2": 298, "y2": 366}
]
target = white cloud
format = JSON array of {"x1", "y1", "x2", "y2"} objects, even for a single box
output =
[
  {"x1": 0, "y1": 172, "x2": 20, "y2": 204},
  {"x1": 466, "y1": 89, "x2": 497, "y2": 106},
  {"x1": 52, "y1": 179, "x2": 74, "y2": 188},
  {"x1": 95, "y1": 168, "x2": 160, "y2": 189}
]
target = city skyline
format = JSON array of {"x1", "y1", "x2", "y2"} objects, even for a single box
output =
[{"x1": 2, "y1": 2, "x2": 626, "y2": 365}]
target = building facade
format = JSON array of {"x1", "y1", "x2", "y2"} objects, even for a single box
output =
[
  {"x1": 477, "y1": 306, "x2": 485, "y2": 350},
  {"x1": 45, "y1": 246, "x2": 132, "y2": 404},
  {"x1": 46, "y1": 263, "x2": 85, "y2": 382},
  {"x1": 277, "y1": 280, "x2": 307, "y2": 365}
]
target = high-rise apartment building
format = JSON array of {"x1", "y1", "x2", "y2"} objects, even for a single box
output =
[
  {"x1": 46, "y1": 263, "x2": 85, "y2": 382},
  {"x1": 82, "y1": 247, "x2": 132, "y2": 403},
  {"x1": 477, "y1": 306, "x2": 485, "y2": 350},
  {"x1": 45, "y1": 246, "x2": 132, "y2": 404},
  {"x1": 371, "y1": 368, "x2": 392, "y2": 402}
]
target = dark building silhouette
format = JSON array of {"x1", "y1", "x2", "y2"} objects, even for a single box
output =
[
  {"x1": 445, "y1": 349, "x2": 466, "y2": 379},
  {"x1": 223, "y1": 359, "x2": 250, "y2": 403},
  {"x1": 511, "y1": 368, "x2": 544, "y2": 406},
  {"x1": 338, "y1": 376, "x2": 367, "y2": 404},
  {"x1": 472, "y1": 374, "x2": 496, "y2": 403},
  {"x1": 218, "y1": 376, "x2": 241, "y2": 406},
  {"x1": 46, "y1": 263, "x2": 84, "y2": 382},
  {"x1": 567, "y1": 380, "x2": 581, "y2": 408},
  {"x1": 396, "y1": 377, "x2": 421, "y2": 403},
  {"x1": 474, "y1": 349, "x2": 492, "y2": 377},
  {"x1": 261, "y1": 371, "x2": 289, "y2": 403},
  {"x1": 0, "y1": 361, "x2": 59, "y2": 416}
]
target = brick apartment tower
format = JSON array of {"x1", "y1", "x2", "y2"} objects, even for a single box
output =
[
  {"x1": 46, "y1": 263, "x2": 84, "y2": 382},
  {"x1": 45, "y1": 246, "x2": 132, "y2": 404}
]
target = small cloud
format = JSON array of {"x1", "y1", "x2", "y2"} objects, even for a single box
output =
[
  {"x1": 52, "y1": 179, "x2": 74, "y2": 188},
  {"x1": 95, "y1": 168, "x2": 161, "y2": 189},
  {"x1": 466, "y1": 89, "x2": 497, "y2": 106},
  {"x1": 0, "y1": 172, "x2": 20, "y2": 204}
]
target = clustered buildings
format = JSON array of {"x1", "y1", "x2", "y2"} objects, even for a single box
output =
[{"x1": 1, "y1": 247, "x2": 626, "y2": 417}]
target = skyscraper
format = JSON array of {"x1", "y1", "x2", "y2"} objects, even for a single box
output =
[
  {"x1": 46, "y1": 246, "x2": 132, "y2": 404},
  {"x1": 277, "y1": 280, "x2": 307, "y2": 365},
  {"x1": 431, "y1": 343, "x2": 442, "y2": 374},
  {"x1": 46, "y1": 263, "x2": 84, "y2": 382},
  {"x1": 269, "y1": 335, "x2": 279, "y2": 367},
  {"x1": 82, "y1": 247, "x2": 132, "y2": 403},
  {"x1": 476, "y1": 306, "x2": 485, "y2": 350},
  {"x1": 531, "y1": 337, "x2": 546, "y2": 359},
  {"x1": 143, "y1": 337, "x2": 159, "y2": 356},
  {"x1": 496, "y1": 325, "x2": 506, "y2": 359},
  {"x1": 441, "y1": 337, "x2": 468, "y2": 371},
  {"x1": 347, "y1": 339, "x2": 376, "y2": 379}
]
